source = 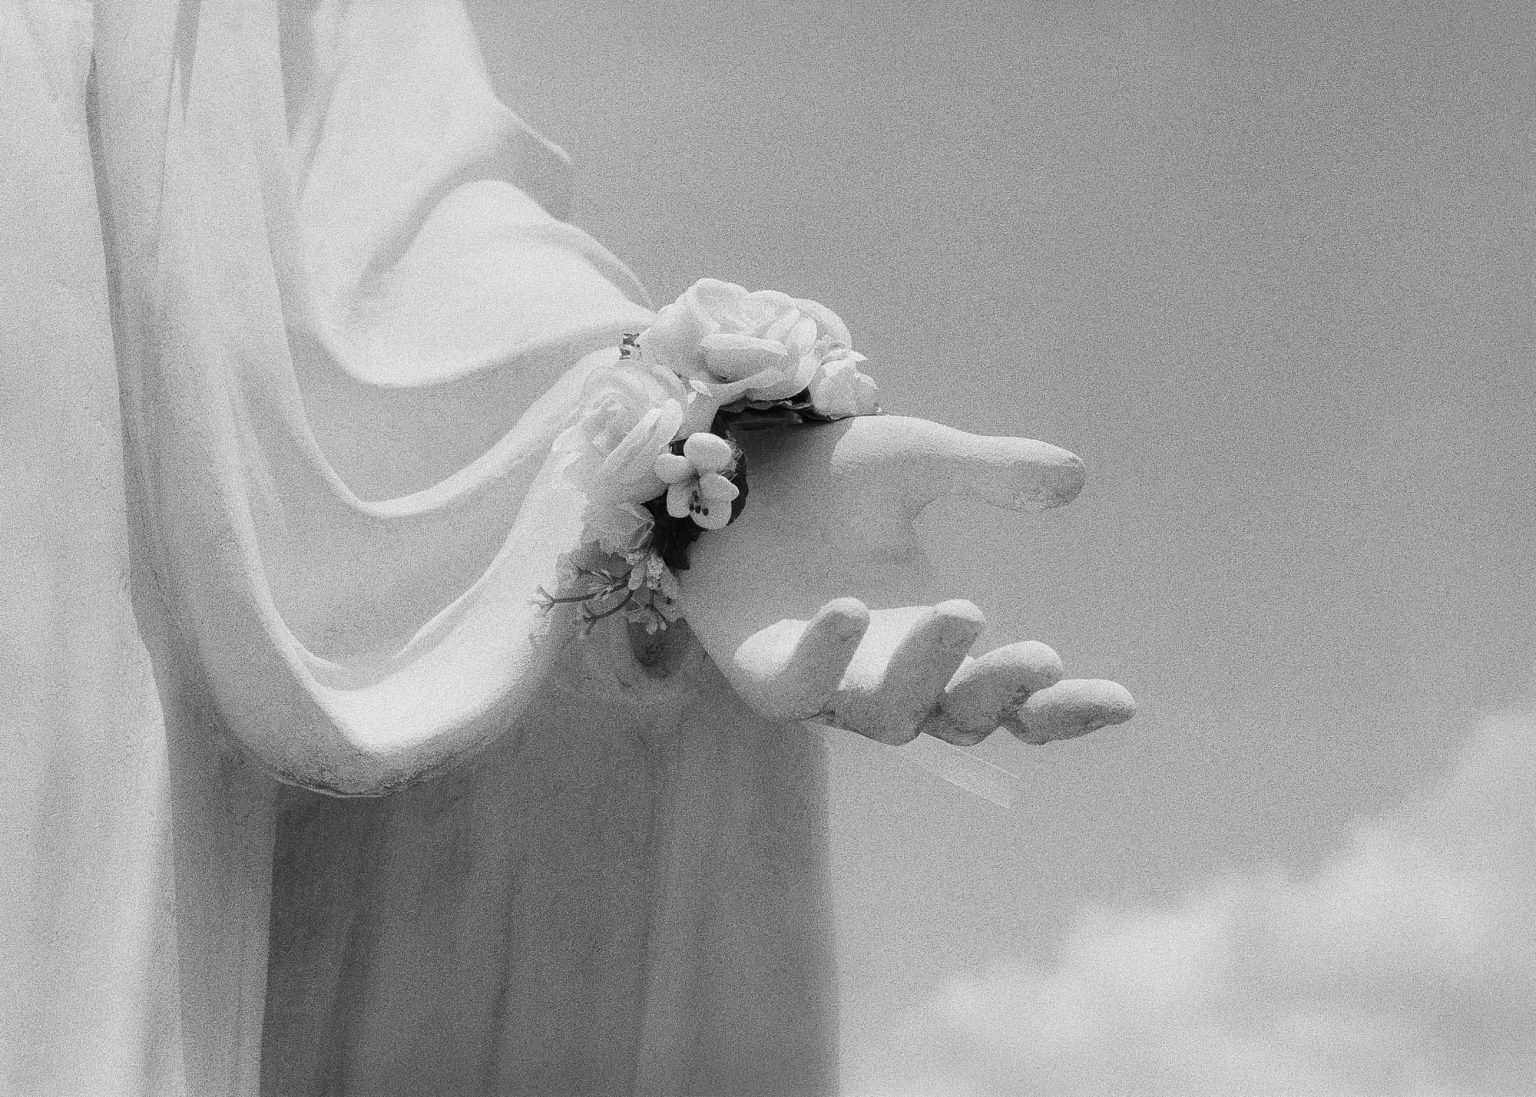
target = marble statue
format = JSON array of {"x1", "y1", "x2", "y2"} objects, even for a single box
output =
[{"x1": 0, "y1": 1, "x2": 1133, "y2": 1095}]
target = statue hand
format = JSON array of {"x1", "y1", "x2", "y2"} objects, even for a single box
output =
[{"x1": 680, "y1": 415, "x2": 1135, "y2": 747}]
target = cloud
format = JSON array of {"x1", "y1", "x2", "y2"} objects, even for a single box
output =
[{"x1": 846, "y1": 710, "x2": 1536, "y2": 1097}]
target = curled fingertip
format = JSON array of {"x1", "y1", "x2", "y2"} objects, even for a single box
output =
[
  {"x1": 764, "y1": 600, "x2": 869, "y2": 719},
  {"x1": 939, "y1": 640, "x2": 1064, "y2": 735},
  {"x1": 1006, "y1": 678, "x2": 1136, "y2": 745},
  {"x1": 834, "y1": 603, "x2": 985, "y2": 746},
  {"x1": 976, "y1": 640, "x2": 1063, "y2": 693},
  {"x1": 930, "y1": 598, "x2": 987, "y2": 634},
  {"x1": 987, "y1": 438, "x2": 1084, "y2": 511},
  {"x1": 1041, "y1": 450, "x2": 1085, "y2": 509},
  {"x1": 811, "y1": 597, "x2": 871, "y2": 641}
]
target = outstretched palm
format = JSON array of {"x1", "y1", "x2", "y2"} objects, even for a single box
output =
[{"x1": 680, "y1": 415, "x2": 1135, "y2": 747}]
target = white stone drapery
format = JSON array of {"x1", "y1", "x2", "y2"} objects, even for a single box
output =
[{"x1": 2, "y1": 1, "x2": 836, "y2": 1093}]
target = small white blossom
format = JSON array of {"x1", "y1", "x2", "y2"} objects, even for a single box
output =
[{"x1": 654, "y1": 432, "x2": 740, "y2": 530}]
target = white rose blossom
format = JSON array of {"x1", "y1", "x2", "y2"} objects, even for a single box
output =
[
  {"x1": 555, "y1": 360, "x2": 687, "y2": 553},
  {"x1": 581, "y1": 500, "x2": 654, "y2": 557},
  {"x1": 807, "y1": 350, "x2": 879, "y2": 418},
  {"x1": 638, "y1": 278, "x2": 869, "y2": 410}
]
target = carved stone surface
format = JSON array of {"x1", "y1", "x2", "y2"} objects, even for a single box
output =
[
  {"x1": 263, "y1": 623, "x2": 837, "y2": 1096},
  {"x1": 1, "y1": 2, "x2": 1129, "y2": 1094}
]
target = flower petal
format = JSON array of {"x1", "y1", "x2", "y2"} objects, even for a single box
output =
[
  {"x1": 693, "y1": 278, "x2": 748, "y2": 312},
  {"x1": 682, "y1": 431, "x2": 734, "y2": 473},
  {"x1": 784, "y1": 314, "x2": 820, "y2": 357},
  {"x1": 694, "y1": 376, "x2": 758, "y2": 406},
  {"x1": 693, "y1": 502, "x2": 732, "y2": 530},
  {"x1": 679, "y1": 388, "x2": 722, "y2": 436},
  {"x1": 654, "y1": 452, "x2": 692, "y2": 483},
  {"x1": 593, "y1": 404, "x2": 678, "y2": 502},
  {"x1": 582, "y1": 502, "x2": 654, "y2": 555},
  {"x1": 697, "y1": 472, "x2": 740, "y2": 503},
  {"x1": 793, "y1": 296, "x2": 852, "y2": 347},
  {"x1": 742, "y1": 288, "x2": 798, "y2": 314},
  {"x1": 700, "y1": 332, "x2": 789, "y2": 382},
  {"x1": 761, "y1": 307, "x2": 804, "y2": 345},
  {"x1": 808, "y1": 359, "x2": 881, "y2": 418},
  {"x1": 741, "y1": 356, "x2": 818, "y2": 402},
  {"x1": 666, "y1": 481, "x2": 694, "y2": 518}
]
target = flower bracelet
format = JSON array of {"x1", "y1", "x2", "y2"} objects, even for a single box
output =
[{"x1": 540, "y1": 277, "x2": 881, "y2": 633}]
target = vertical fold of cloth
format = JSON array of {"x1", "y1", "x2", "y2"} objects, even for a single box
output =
[
  {"x1": 0, "y1": 3, "x2": 185, "y2": 1093},
  {"x1": 5, "y1": 0, "x2": 838, "y2": 1092},
  {"x1": 85, "y1": 0, "x2": 658, "y2": 1091},
  {"x1": 94, "y1": 0, "x2": 655, "y2": 795}
]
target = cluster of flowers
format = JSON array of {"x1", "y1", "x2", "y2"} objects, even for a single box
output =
[{"x1": 541, "y1": 278, "x2": 880, "y2": 633}]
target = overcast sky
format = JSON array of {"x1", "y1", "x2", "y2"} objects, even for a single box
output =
[{"x1": 467, "y1": 2, "x2": 1535, "y2": 1092}]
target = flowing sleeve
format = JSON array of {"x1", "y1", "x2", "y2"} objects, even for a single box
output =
[{"x1": 93, "y1": 0, "x2": 655, "y2": 793}]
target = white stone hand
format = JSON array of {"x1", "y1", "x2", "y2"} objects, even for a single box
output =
[{"x1": 680, "y1": 415, "x2": 1136, "y2": 747}]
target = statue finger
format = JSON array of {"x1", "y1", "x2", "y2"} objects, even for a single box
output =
[
  {"x1": 920, "y1": 640, "x2": 1064, "y2": 746},
  {"x1": 730, "y1": 597, "x2": 869, "y2": 720},
  {"x1": 1005, "y1": 678, "x2": 1136, "y2": 744},
  {"x1": 859, "y1": 416, "x2": 1085, "y2": 515},
  {"x1": 832, "y1": 600, "x2": 985, "y2": 746}
]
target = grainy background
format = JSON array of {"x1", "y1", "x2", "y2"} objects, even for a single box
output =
[{"x1": 467, "y1": 3, "x2": 1535, "y2": 1091}]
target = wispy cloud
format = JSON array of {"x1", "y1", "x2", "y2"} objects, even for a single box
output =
[{"x1": 847, "y1": 710, "x2": 1536, "y2": 1097}]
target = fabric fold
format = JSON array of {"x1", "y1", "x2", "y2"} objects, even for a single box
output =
[
  {"x1": 95, "y1": 0, "x2": 654, "y2": 790},
  {"x1": 6, "y1": 1, "x2": 838, "y2": 1093}
]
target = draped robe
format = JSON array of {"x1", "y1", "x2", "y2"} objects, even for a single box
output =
[{"x1": 1, "y1": 1, "x2": 837, "y2": 1093}]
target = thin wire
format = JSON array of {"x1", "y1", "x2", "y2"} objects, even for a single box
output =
[{"x1": 806, "y1": 721, "x2": 1020, "y2": 810}]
